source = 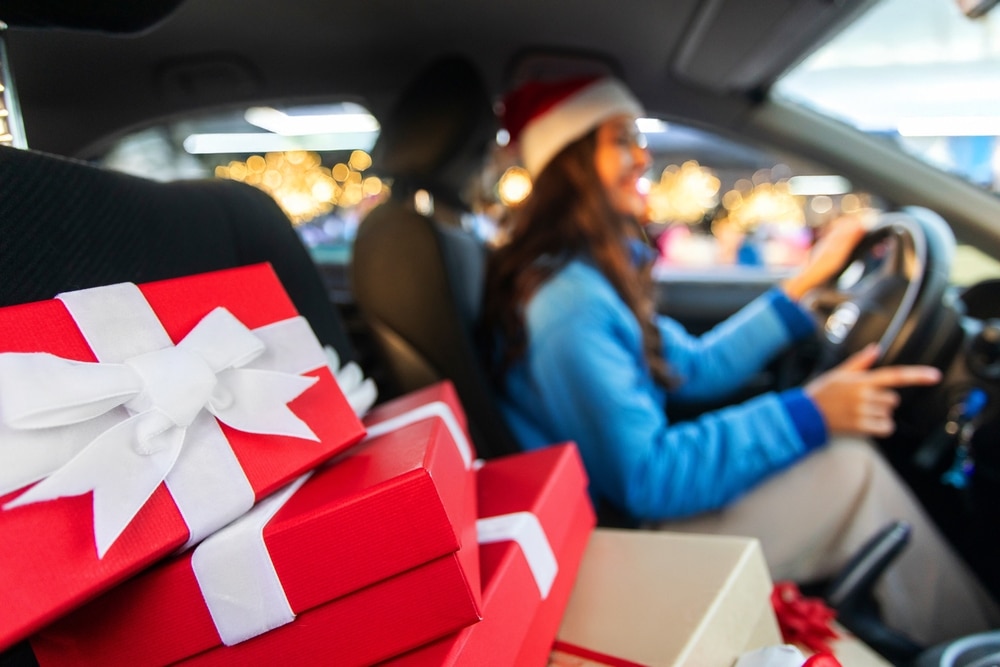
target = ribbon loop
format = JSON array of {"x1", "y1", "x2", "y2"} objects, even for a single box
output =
[
  {"x1": 177, "y1": 307, "x2": 265, "y2": 372},
  {"x1": 0, "y1": 287, "x2": 324, "y2": 556},
  {"x1": 0, "y1": 353, "x2": 140, "y2": 430}
]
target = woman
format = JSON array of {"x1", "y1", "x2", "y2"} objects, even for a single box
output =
[{"x1": 482, "y1": 74, "x2": 998, "y2": 645}]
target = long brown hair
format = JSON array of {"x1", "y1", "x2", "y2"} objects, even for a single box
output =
[{"x1": 481, "y1": 130, "x2": 672, "y2": 387}]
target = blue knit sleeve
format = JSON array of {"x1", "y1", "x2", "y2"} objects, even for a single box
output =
[
  {"x1": 506, "y1": 263, "x2": 823, "y2": 522},
  {"x1": 657, "y1": 287, "x2": 816, "y2": 403},
  {"x1": 766, "y1": 287, "x2": 817, "y2": 340},
  {"x1": 778, "y1": 388, "x2": 827, "y2": 450}
]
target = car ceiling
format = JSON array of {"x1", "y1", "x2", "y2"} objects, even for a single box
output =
[{"x1": 0, "y1": 0, "x2": 876, "y2": 159}]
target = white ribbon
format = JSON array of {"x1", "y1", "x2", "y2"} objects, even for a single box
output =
[
  {"x1": 189, "y1": 395, "x2": 471, "y2": 645},
  {"x1": 0, "y1": 282, "x2": 327, "y2": 557},
  {"x1": 476, "y1": 511, "x2": 558, "y2": 599},
  {"x1": 364, "y1": 401, "x2": 473, "y2": 469},
  {"x1": 324, "y1": 345, "x2": 378, "y2": 418},
  {"x1": 191, "y1": 473, "x2": 311, "y2": 646}
]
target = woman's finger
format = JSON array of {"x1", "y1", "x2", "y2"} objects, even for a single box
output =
[{"x1": 867, "y1": 365, "x2": 941, "y2": 388}]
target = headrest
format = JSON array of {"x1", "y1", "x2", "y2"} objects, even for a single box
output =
[
  {"x1": 0, "y1": 0, "x2": 185, "y2": 33},
  {"x1": 370, "y1": 54, "x2": 496, "y2": 207}
]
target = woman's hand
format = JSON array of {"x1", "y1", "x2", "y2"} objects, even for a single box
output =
[
  {"x1": 782, "y1": 214, "x2": 870, "y2": 302},
  {"x1": 804, "y1": 344, "x2": 941, "y2": 437}
]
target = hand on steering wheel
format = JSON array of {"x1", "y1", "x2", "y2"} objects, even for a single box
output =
[
  {"x1": 792, "y1": 207, "x2": 955, "y2": 375},
  {"x1": 782, "y1": 213, "x2": 871, "y2": 302}
]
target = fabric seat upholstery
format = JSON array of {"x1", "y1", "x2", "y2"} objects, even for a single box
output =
[
  {"x1": 351, "y1": 55, "x2": 520, "y2": 460},
  {"x1": 0, "y1": 145, "x2": 356, "y2": 360}
]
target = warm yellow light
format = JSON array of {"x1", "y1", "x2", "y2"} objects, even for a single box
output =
[
  {"x1": 262, "y1": 169, "x2": 283, "y2": 189},
  {"x1": 312, "y1": 178, "x2": 337, "y2": 202},
  {"x1": 646, "y1": 160, "x2": 720, "y2": 224},
  {"x1": 246, "y1": 155, "x2": 266, "y2": 173},
  {"x1": 362, "y1": 176, "x2": 383, "y2": 198},
  {"x1": 331, "y1": 163, "x2": 350, "y2": 182},
  {"x1": 810, "y1": 195, "x2": 834, "y2": 215},
  {"x1": 217, "y1": 150, "x2": 347, "y2": 224},
  {"x1": 228, "y1": 161, "x2": 248, "y2": 181},
  {"x1": 726, "y1": 181, "x2": 804, "y2": 232},
  {"x1": 341, "y1": 182, "x2": 364, "y2": 208},
  {"x1": 841, "y1": 193, "x2": 862, "y2": 213},
  {"x1": 349, "y1": 150, "x2": 372, "y2": 172},
  {"x1": 497, "y1": 166, "x2": 533, "y2": 206},
  {"x1": 722, "y1": 189, "x2": 743, "y2": 210}
]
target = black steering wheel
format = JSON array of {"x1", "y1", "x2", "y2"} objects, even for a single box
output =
[{"x1": 802, "y1": 206, "x2": 956, "y2": 376}]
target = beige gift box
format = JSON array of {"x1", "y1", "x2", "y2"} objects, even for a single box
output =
[
  {"x1": 553, "y1": 528, "x2": 890, "y2": 667},
  {"x1": 554, "y1": 529, "x2": 780, "y2": 666}
]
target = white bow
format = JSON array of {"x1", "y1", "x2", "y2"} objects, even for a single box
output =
[{"x1": 0, "y1": 306, "x2": 319, "y2": 557}]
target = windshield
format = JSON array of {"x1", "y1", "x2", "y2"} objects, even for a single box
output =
[{"x1": 775, "y1": 0, "x2": 1000, "y2": 195}]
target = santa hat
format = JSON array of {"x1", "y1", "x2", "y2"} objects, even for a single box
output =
[{"x1": 501, "y1": 75, "x2": 644, "y2": 177}]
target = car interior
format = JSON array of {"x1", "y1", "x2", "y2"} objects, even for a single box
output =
[{"x1": 2, "y1": 0, "x2": 1000, "y2": 664}]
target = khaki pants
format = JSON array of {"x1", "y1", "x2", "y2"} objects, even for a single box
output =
[{"x1": 652, "y1": 438, "x2": 1000, "y2": 647}]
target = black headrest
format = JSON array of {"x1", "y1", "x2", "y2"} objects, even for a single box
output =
[
  {"x1": 0, "y1": 0, "x2": 185, "y2": 33},
  {"x1": 371, "y1": 54, "x2": 495, "y2": 207}
]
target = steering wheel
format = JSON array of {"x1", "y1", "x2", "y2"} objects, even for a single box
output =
[{"x1": 802, "y1": 206, "x2": 956, "y2": 376}]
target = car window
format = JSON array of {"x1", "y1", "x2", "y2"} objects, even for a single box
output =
[
  {"x1": 776, "y1": 0, "x2": 1000, "y2": 197},
  {"x1": 774, "y1": 0, "x2": 1000, "y2": 286},
  {"x1": 638, "y1": 119, "x2": 878, "y2": 275},
  {"x1": 97, "y1": 101, "x2": 386, "y2": 269},
  {"x1": 491, "y1": 117, "x2": 880, "y2": 277},
  {"x1": 99, "y1": 105, "x2": 879, "y2": 278}
]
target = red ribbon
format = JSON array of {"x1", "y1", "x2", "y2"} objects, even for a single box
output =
[{"x1": 771, "y1": 581, "x2": 842, "y2": 656}]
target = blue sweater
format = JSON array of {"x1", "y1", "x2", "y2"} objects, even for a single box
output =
[{"x1": 498, "y1": 259, "x2": 827, "y2": 521}]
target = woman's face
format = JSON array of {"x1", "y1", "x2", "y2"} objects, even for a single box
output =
[{"x1": 593, "y1": 115, "x2": 651, "y2": 219}]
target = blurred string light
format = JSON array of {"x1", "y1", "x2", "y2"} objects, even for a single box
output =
[
  {"x1": 644, "y1": 161, "x2": 808, "y2": 232},
  {"x1": 495, "y1": 156, "x2": 851, "y2": 239},
  {"x1": 723, "y1": 181, "x2": 804, "y2": 232},
  {"x1": 646, "y1": 161, "x2": 721, "y2": 224},
  {"x1": 497, "y1": 166, "x2": 533, "y2": 206},
  {"x1": 215, "y1": 149, "x2": 386, "y2": 224}
]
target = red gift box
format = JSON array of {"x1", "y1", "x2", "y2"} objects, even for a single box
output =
[
  {"x1": 31, "y1": 381, "x2": 481, "y2": 667},
  {"x1": 386, "y1": 443, "x2": 596, "y2": 666},
  {"x1": 0, "y1": 263, "x2": 366, "y2": 650}
]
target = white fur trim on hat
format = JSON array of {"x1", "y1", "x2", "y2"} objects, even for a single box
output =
[{"x1": 520, "y1": 78, "x2": 644, "y2": 177}]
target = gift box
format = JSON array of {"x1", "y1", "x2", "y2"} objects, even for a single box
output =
[
  {"x1": 551, "y1": 529, "x2": 783, "y2": 667},
  {"x1": 30, "y1": 381, "x2": 481, "y2": 667},
  {"x1": 0, "y1": 263, "x2": 366, "y2": 650},
  {"x1": 386, "y1": 442, "x2": 596, "y2": 666}
]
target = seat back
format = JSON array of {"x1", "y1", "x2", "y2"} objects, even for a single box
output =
[
  {"x1": 352, "y1": 199, "x2": 520, "y2": 460},
  {"x1": 0, "y1": 145, "x2": 357, "y2": 360},
  {"x1": 351, "y1": 54, "x2": 520, "y2": 460}
]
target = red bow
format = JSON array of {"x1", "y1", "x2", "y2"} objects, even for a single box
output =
[{"x1": 771, "y1": 581, "x2": 842, "y2": 656}]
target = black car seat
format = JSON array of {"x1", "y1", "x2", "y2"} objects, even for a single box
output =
[
  {"x1": 351, "y1": 55, "x2": 521, "y2": 461},
  {"x1": 0, "y1": 0, "x2": 356, "y2": 359},
  {"x1": 0, "y1": 146, "x2": 357, "y2": 360}
]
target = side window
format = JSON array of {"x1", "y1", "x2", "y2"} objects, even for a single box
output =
[
  {"x1": 636, "y1": 119, "x2": 875, "y2": 274},
  {"x1": 96, "y1": 101, "x2": 387, "y2": 274}
]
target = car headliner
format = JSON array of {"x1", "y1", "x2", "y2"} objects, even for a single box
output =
[{"x1": 1, "y1": 0, "x2": 875, "y2": 158}]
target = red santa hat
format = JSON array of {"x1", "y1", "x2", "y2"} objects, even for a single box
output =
[{"x1": 501, "y1": 74, "x2": 644, "y2": 177}]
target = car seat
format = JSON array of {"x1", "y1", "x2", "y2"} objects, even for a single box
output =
[
  {"x1": 351, "y1": 54, "x2": 522, "y2": 461},
  {"x1": 0, "y1": 0, "x2": 356, "y2": 360},
  {"x1": 0, "y1": 146, "x2": 357, "y2": 360}
]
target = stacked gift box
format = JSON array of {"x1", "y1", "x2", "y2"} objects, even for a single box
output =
[{"x1": 0, "y1": 264, "x2": 597, "y2": 666}]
